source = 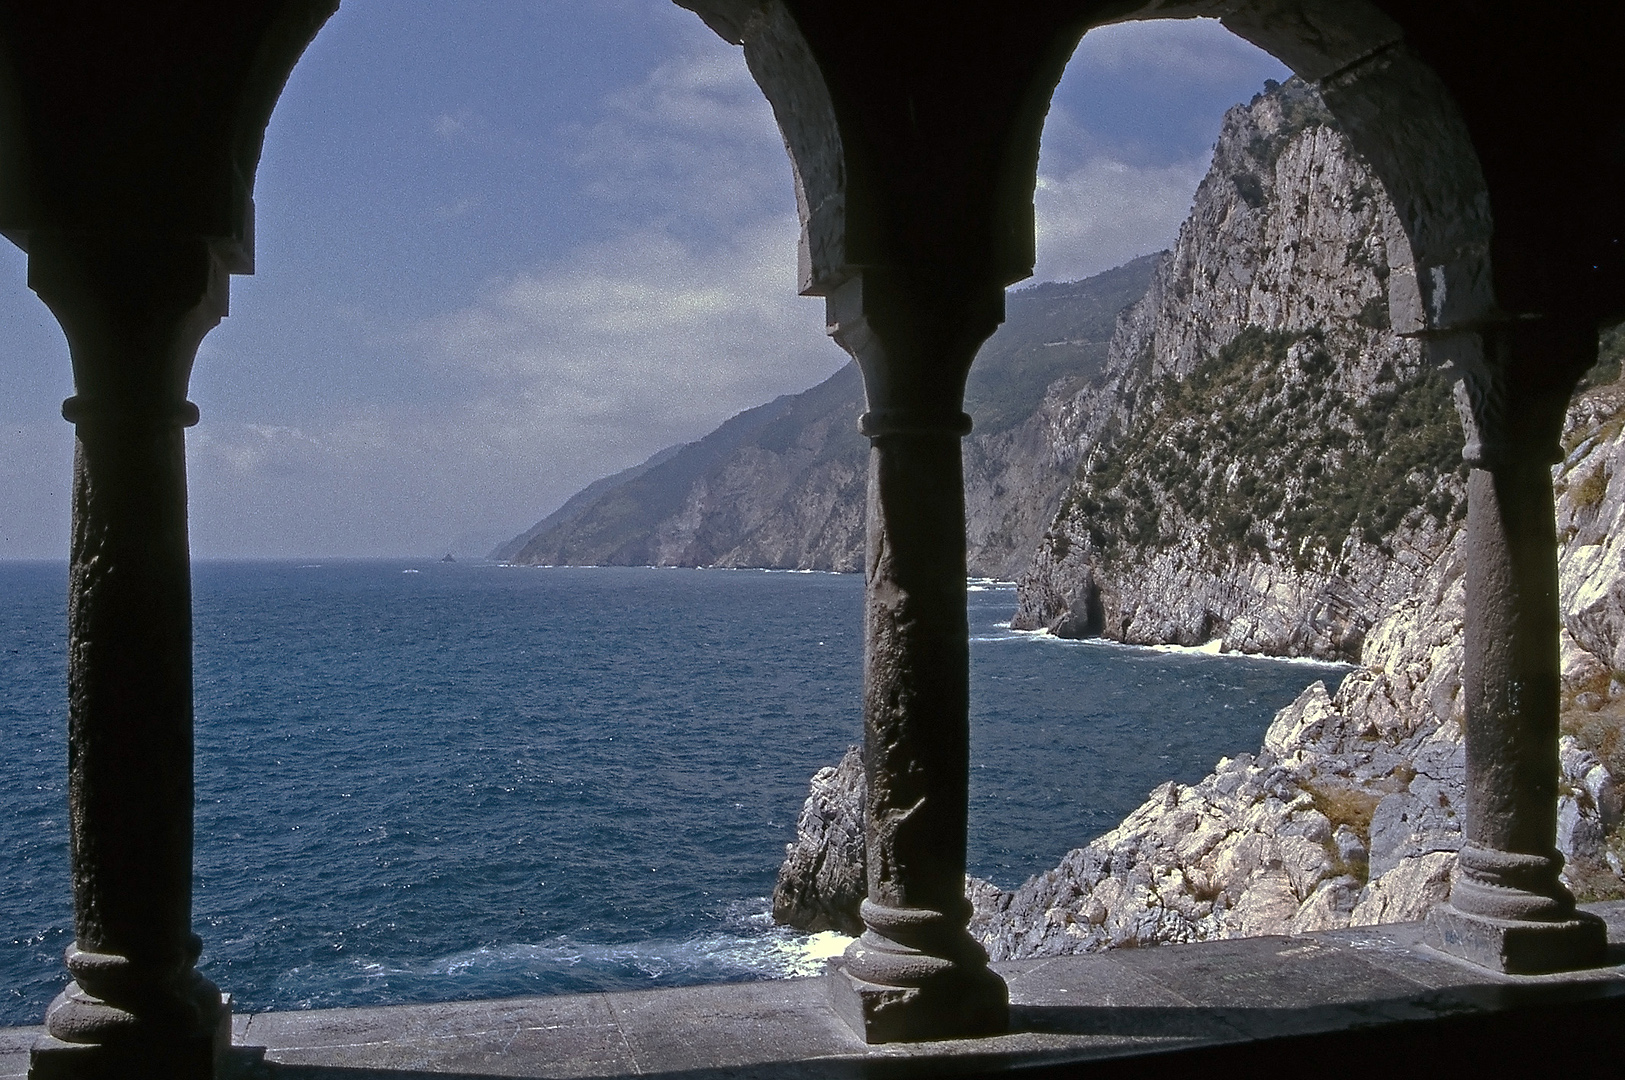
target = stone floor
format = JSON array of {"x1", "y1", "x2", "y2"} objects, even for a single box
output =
[{"x1": 5, "y1": 903, "x2": 1625, "y2": 1078}]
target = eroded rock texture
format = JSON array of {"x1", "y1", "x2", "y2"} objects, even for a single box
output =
[
  {"x1": 772, "y1": 745, "x2": 867, "y2": 936},
  {"x1": 771, "y1": 81, "x2": 1625, "y2": 952}
]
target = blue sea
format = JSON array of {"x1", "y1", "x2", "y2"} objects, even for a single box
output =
[{"x1": 0, "y1": 561, "x2": 1345, "y2": 1027}]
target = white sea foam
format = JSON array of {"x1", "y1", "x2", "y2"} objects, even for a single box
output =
[
  {"x1": 369, "y1": 926, "x2": 855, "y2": 987},
  {"x1": 988, "y1": 625, "x2": 1349, "y2": 668}
]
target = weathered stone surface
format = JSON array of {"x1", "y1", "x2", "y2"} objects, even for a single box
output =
[
  {"x1": 772, "y1": 746, "x2": 866, "y2": 936},
  {"x1": 1350, "y1": 852, "x2": 1456, "y2": 926}
]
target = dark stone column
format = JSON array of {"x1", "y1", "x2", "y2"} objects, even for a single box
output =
[
  {"x1": 823, "y1": 270, "x2": 1008, "y2": 1042},
  {"x1": 1425, "y1": 317, "x2": 1608, "y2": 974},
  {"x1": 28, "y1": 234, "x2": 231, "y2": 1080}
]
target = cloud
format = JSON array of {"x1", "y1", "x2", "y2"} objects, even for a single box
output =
[
  {"x1": 426, "y1": 212, "x2": 840, "y2": 450},
  {"x1": 186, "y1": 210, "x2": 844, "y2": 559},
  {"x1": 570, "y1": 48, "x2": 789, "y2": 227},
  {"x1": 432, "y1": 107, "x2": 480, "y2": 141},
  {"x1": 433, "y1": 196, "x2": 480, "y2": 221},
  {"x1": 177, "y1": 32, "x2": 843, "y2": 559},
  {"x1": 1032, "y1": 154, "x2": 1206, "y2": 282}
]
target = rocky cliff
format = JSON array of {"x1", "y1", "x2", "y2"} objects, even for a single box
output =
[
  {"x1": 1012, "y1": 79, "x2": 1459, "y2": 662},
  {"x1": 769, "y1": 80, "x2": 1625, "y2": 949},
  {"x1": 963, "y1": 368, "x2": 1625, "y2": 958},
  {"x1": 775, "y1": 352, "x2": 1625, "y2": 953},
  {"x1": 496, "y1": 257, "x2": 1157, "y2": 577}
]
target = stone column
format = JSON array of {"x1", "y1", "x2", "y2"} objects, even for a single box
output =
[
  {"x1": 28, "y1": 234, "x2": 231, "y2": 1080},
  {"x1": 1425, "y1": 317, "x2": 1608, "y2": 974},
  {"x1": 823, "y1": 270, "x2": 1008, "y2": 1042}
]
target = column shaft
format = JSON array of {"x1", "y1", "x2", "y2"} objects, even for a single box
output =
[
  {"x1": 1425, "y1": 318, "x2": 1607, "y2": 973},
  {"x1": 29, "y1": 234, "x2": 230, "y2": 1080},
  {"x1": 824, "y1": 272, "x2": 1007, "y2": 1042}
]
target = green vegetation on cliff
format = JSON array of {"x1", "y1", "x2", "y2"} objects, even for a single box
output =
[{"x1": 1060, "y1": 326, "x2": 1465, "y2": 570}]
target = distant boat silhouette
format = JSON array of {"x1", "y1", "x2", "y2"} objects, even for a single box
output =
[{"x1": 441, "y1": 553, "x2": 455, "y2": 563}]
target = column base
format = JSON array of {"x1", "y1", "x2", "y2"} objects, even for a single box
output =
[
  {"x1": 30, "y1": 994, "x2": 231, "y2": 1080},
  {"x1": 1425, "y1": 903, "x2": 1608, "y2": 974},
  {"x1": 828, "y1": 962, "x2": 1007, "y2": 1043}
]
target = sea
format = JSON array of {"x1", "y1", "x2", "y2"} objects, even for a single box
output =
[{"x1": 0, "y1": 560, "x2": 1346, "y2": 1028}]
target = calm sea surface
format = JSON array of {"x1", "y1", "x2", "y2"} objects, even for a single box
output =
[{"x1": 0, "y1": 561, "x2": 1344, "y2": 1026}]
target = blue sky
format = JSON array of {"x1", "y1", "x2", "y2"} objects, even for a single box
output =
[{"x1": 0, "y1": 2, "x2": 1287, "y2": 559}]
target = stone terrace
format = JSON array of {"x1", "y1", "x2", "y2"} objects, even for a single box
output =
[{"x1": 7, "y1": 903, "x2": 1623, "y2": 1079}]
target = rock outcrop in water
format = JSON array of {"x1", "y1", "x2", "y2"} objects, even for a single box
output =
[
  {"x1": 771, "y1": 746, "x2": 866, "y2": 936},
  {"x1": 777, "y1": 369, "x2": 1625, "y2": 949},
  {"x1": 966, "y1": 383, "x2": 1625, "y2": 955}
]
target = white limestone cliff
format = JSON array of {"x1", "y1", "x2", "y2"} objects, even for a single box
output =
[{"x1": 1011, "y1": 78, "x2": 1460, "y2": 662}]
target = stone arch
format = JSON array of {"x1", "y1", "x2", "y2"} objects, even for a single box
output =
[
  {"x1": 685, "y1": 0, "x2": 1492, "y2": 332},
  {"x1": 676, "y1": 1, "x2": 1613, "y2": 1040},
  {"x1": 0, "y1": 2, "x2": 337, "y2": 271}
]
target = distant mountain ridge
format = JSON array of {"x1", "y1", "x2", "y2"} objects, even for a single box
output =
[{"x1": 495, "y1": 255, "x2": 1159, "y2": 575}]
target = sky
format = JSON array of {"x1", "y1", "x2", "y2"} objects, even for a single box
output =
[{"x1": 0, "y1": 2, "x2": 1288, "y2": 560}]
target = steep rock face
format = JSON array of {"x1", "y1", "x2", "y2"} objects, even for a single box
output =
[
  {"x1": 509, "y1": 367, "x2": 869, "y2": 571},
  {"x1": 972, "y1": 544, "x2": 1474, "y2": 957},
  {"x1": 771, "y1": 746, "x2": 866, "y2": 936},
  {"x1": 1012, "y1": 79, "x2": 1460, "y2": 661},
  {"x1": 498, "y1": 258, "x2": 1158, "y2": 576},
  {"x1": 768, "y1": 81, "x2": 1625, "y2": 949}
]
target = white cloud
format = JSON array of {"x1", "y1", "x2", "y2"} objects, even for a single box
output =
[
  {"x1": 1032, "y1": 154, "x2": 1207, "y2": 282},
  {"x1": 571, "y1": 48, "x2": 789, "y2": 226},
  {"x1": 432, "y1": 107, "x2": 480, "y2": 141},
  {"x1": 433, "y1": 196, "x2": 480, "y2": 221},
  {"x1": 426, "y1": 211, "x2": 840, "y2": 453},
  {"x1": 186, "y1": 211, "x2": 844, "y2": 558},
  {"x1": 179, "y1": 34, "x2": 841, "y2": 559}
]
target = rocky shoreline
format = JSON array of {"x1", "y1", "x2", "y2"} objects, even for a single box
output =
[
  {"x1": 769, "y1": 77, "x2": 1625, "y2": 955},
  {"x1": 774, "y1": 385, "x2": 1625, "y2": 952}
]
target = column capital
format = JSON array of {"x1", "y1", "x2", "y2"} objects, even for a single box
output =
[
  {"x1": 1433, "y1": 317, "x2": 1597, "y2": 470},
  {"x1": 825, "y1": 268, "x2": 1006, "y2": 426},
  {"x1": 26, "y1": 232, "x2": 229, "y2": 413}
]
